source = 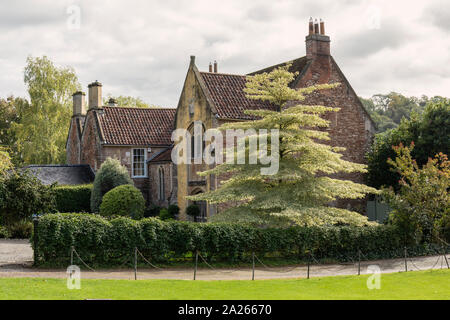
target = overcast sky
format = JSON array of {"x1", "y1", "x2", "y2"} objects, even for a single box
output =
[{"x1": 0, "y1": 0, "x2": 449, "y2": 107}]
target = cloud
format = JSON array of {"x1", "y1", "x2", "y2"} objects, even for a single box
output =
[
  {"x1": 0, "y1": 0, "x2": 448, "y2": 108},
  {"x1": 424, "y1": 1, "x2": 450, "y2": 33}
]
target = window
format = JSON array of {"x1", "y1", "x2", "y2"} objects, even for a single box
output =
[
  {"x1": 132, "y1": 148, "x2": 147, "y2": 177},
  {"x1": 158, "y1": 167, "x2": 165, "y2": 200}
]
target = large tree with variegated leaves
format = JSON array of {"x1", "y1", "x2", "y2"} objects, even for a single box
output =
[{"x1": 188, "y1": 64, "x2": 378, "y2": 227}]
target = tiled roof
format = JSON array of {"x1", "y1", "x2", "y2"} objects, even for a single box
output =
[
  {"x1": 98, "y1": 107, "x2": 175, "y2": 145},
  {"x1": 199, "y1": 56, "x2": 309, "y2": 120},
  {"x1": 24, "y1": 165, "x2": 95, "y2": 185},
  {"x1": 200, "y1": 72, "x2": 276, "y2": 120}
]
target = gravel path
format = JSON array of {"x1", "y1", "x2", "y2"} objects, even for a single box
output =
[{"x1": 0, "y1": 239, "x2": 448, "y2": 280}]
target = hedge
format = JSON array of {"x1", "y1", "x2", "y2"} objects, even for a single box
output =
[
  {"x1": 54, "y1": 185, "x2": 92, "y2": 213},
  {"x1": 32, "y1": 213, "x2": 447, "y2": 266}
]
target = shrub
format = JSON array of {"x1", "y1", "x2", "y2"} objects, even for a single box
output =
[
  {"x1": 159, "y1": 208, "x2": 173, "y2": 221},
  {"x1": 33, "y1": 213, "x2": 445, "y2": 267},
  {"x1": 144, "y1": 205, "x2": 161, "y2": 218},
  {"x1": 99, "y1": 185, "x2": 145, "y2": 220},
  {"x1": 168, "y1": 204, "x2": 180, "y2": 217},
  {"x1": 54, "y1": 184, "x2": 92, "y2": 213},
  {"x1": 8, "y1": 220, "x2": 33, "y2": 239},
  {"x1": 186, "y1": 204, "x2": 200, "y2": 217},
  {"x1": 91, "y1": 158, "x2": 133, "y2": 213},
  {"x1": 0, "y1": 225, "x2": 10, "y2": 239},
  {"x1": 0, "y1": 169, "x2": 56, "y2": 226}
]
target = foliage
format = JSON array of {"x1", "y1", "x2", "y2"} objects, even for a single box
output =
[
  {"x1": 9, "y1": 56, "x2": 81, "y2": 164},
  {"x1": 90, "y1": 157, "x2": 133, "y2": 213},
  {"x1": 33, "y1": 213, "x2": 445, "y2": 266},
  {"x1": 99, "y1": 185, "x2": 145, "y2": 220},
  {"x1": 159, "y1": 208, "x2": 173, "y2": 221},
  {"x1": 8, "y1": 220, "x2": 33, "y2": 239},
  {"x1": 168, "y1": 204, "x2": 180, "y2": 217},
  {"x1": 0, "y1": 169, "x2": 56, "y2": 226},
  {"x1": 360, "y1": 92, "x2": 447, "y2": 133},
  {"x1": 104, "y1": 95, "x2": 158, "y2": 108},
  {"x1": 367, "y1": 99, "x2": 450, "y2": 189},
  {"x1": 186, "y1": 204, "x2": 200, "y2": 217},
  {"x1": 0, "y1": 225, "x2": 10, "y2": 238},
  {"x1": 382, "y1": 143, "x2": 449, "y2": 245},
  {"x1": 54, "y1": 184, "x2": 92, "y2": 213},
  {"x1": 189, "y1": 64, "x2": 378, "y2": 227},
  {"x1": 144, "y1": 205, "x2": 161, "y2": 218},
  {"x1": 0, "y1": 147, "x2": 12, "y2": 175},
  {"x1": 0, "y1": 96, "x2": 28, "y2": 165}
]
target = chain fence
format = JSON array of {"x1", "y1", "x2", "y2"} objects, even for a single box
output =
[{"x1": 65, "y1": 244, "x2": 450, "y2": 281}]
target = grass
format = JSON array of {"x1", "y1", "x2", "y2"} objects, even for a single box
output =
[{"x1": 0, "y1": 269, "x2": 449, "y2": 300}]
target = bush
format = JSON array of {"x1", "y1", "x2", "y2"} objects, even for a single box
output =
[
  {"x1": 159, "y1": 208, "x2": 173, "y2": 221},
  {"x1": 99, "y1": 185, "x2": 145, "y2": 220},
  {"x1": 33, "y1": 213, "x2": 446, "y2": 267},
  {"x1": 8, "y1": 220, "x2": 33, "y2": 239},
  {"x1": 91, "y1": 158, "x2": 133, "y2": 213},
  {"x1": 186, "y1": 204, "x2": 200, "y2": 217},
  {"x1": 0, "y1": 169, "x2": 56, "y2": 226},
  {"x1": 144, "y1": 205, "x2": 161, "y2": 218},
  {"x1": 168, "y1": 204, "x2": 180, "y2": 217},
  {"x1": 0, "y1": 225, "x2": 10, "y2": 238},
  {"x1": 54, "y1": 184, "x2": 92, "y2": 213}
]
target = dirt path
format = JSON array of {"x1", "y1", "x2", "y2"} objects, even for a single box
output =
[{"x1": 0, "y1": 239, "x2": 448, "y2": 280}]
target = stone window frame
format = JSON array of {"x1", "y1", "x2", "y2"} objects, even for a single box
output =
[
  {"x1": 131, "y1": 148, "x2": 147, "y2": 178},
  {"x1": 158, "y1": 166, "x2": 165, "y2": 201}
]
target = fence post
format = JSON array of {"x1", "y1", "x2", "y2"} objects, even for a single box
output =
[
  {"x1": 32, "y1": 217, "x2": 39, "y2": 266},
  {"x1": 134, "y1": 247, "x2": 138, "y2": 280},
  {"x1": 307, "y1": 253, "x2": 310, "y2": 279},
  {"x1": 358, "y1": 249, "x2": 361, "y2": 276},
  {"x1": 193, "y1": 250, "x2": 198, "y2": 280},
  {"x1": 442, "y1": 245, "x2": 449, "y2": 270},
  {"x1": 70, "y1": 246, "x2": 74, "y2": 265},
  {"x1": 252, "y1": 252, "x2": 255, "y2": 281},
  {"x1": 404, "y1": 247, "x2": 408, "y2": 272}
]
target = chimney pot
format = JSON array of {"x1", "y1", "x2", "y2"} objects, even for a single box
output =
[
  {"x1": 72, "y1": 91, "x2": 86, "y2": 116},
  {"x1": 320, "y1": 19, "x2": 325, "y2": 35},
  {"x1": 308, "y1": 17, "x2": 314, "y2": 35},
  {"x1": 214, "y1": 60, "x2": 218, "y2": 73},
  {"x1": 88, "y1": 81, "x2": 103, "y2": 109},
  {"x1": 314, "y1": 19, "x2": 319, "y2": 34},
  {"x1": 190, "y1": 55, "x2": 196, "y2": 66},
  {"x1": 209, "y1": 62, "x2": 212, "y2": 72}
]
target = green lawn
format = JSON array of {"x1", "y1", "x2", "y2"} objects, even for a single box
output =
[{"x1": 0, "y1": 270, "x2": 449, "y2": 300}]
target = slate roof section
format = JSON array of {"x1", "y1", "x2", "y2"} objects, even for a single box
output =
[
  {"x1": 199, "y1": 56, "x2": 310, "y2": 120},
  {"x1": 97, "y1": 107, "x2": 176, "y2": 146},
  {"x1": 24, "y1": 165, "x2": 95, "y2": 185},
  {"x1": 147, "y1": 147, "x2": 172, "y2": 163}
]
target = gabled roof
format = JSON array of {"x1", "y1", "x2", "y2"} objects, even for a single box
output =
[
  {"x1": 97, "y1": 107, "x2": 176, "y2": 146},
  {"x1": 24, "y1": 164, "x2": 95, "y2": 185},
  {"x1": 199, "y1": 56, "x2": 310, "y2": 120}
]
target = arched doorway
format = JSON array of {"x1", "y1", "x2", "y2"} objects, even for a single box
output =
[{"x1": 190, "y1": 189, "x2": 207, "y2": 222}]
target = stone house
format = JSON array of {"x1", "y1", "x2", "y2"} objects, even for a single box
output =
[{"x1": 66, "y1": 19, "x2": 375, "y2": 220}]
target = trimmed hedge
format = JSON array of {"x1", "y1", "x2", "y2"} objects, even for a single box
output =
[
  {"x1": 100, "y1": 185, "x2": 145, "y2": 220},
  {"x1": 54, "y1": 185, "x2": 92, "y2": 213},
  {"x1": 32, "y1": 213, "x2": 447, "y2": 266}
]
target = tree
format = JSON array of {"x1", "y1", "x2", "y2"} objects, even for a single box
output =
[
  {"x1": 104, "y1": 95, "x2": 157, "y2": 108},
  {"x1": 0, "y1": 96, "x2": 29, "y2": 165},
  {"x1": 10, "y1": 56, "x2": 81, "y2": 164},
  {"x1": 367, "y1": 99, "x2": 450, "y2": 189},
  {"x1": 0, "y1": 169, "x2": 56, "y2": 226},
  {"x1": 189, "y1": 64, "x2": 378, "y2": 227},
  {"x1": 90, "y1": 157, "x2": 133, "y2": 213},
  {"x1": 0, "y1": 147, "x2": 12, "y2": 175},
  {"x1": 382, "y1": 143, "x2": 449, "y2": 244}
]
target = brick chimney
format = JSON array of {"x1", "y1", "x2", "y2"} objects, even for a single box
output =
[
  {"x1": 88, "y1": 81, "x2": 102, "y2": 109},
  {"x1": 305, "y1": 18, "x2": 330, "y2": 60},
  {"x1": 72, "y1": 91, "x2": 86, "y2": 115},
  {"x1": 214, "y1": 60, "x2": 218, "y2": 73}
]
